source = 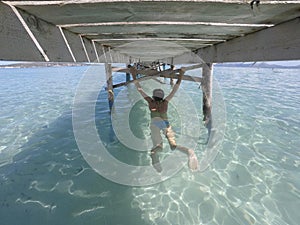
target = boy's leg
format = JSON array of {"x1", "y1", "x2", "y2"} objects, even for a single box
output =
[
  {"x1": 150, "y1": 123, "x2": 163, "y2": 172},
  {"x1": 150, "y1": 146, "x2": 162, "y2": 173},
  {"x1": 164, "y1": 126, "x2": 177, "y2": 150},
  {"x1": 150, "y1": 123, "x2": 163, "y2": 149}
]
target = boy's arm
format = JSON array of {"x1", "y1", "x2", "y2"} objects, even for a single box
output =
[
  {"x1": 134, "y1": 80, "x2": 150, "y2": 99},
  {"x1": 130, "y1": 66, "x2": 151, "y2": 99},
  {"x1": 165, "y1": 69, "x2": 184, "y2": 102}
]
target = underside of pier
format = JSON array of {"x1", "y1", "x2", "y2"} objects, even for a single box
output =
[{"x1": 0, "y1": 0, "x2": 299, "y2": 64}]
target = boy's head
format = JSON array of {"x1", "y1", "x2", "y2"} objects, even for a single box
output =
[{"x1": 153, "y1": 89, "x2": 164, "y2": 101}]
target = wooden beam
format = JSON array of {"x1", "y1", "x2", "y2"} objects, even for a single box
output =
[
  {"x1": 16, "y1": 8, "x2": 74, "y2": 62},
  {"x1": 113, "y1": 64, "x2": 202, "y2": 73},
  {"x1": 81, "y1": 36, "x2": 98, "y2": 62},
  {"x1": 0, "y1": 2, "x2": 98, "y2": 62},
  {"x1": 169, "y1": 51, "x2": 205, "y2": 64},
  {"x1": 113, "y1": 73, "x2": 201, "y2": 89},
  {"x1": 96, "y1": 46, "x2": 131, "y2": 63},
  {"x1": 60, "y1": 28, "x2": 90, "y2": 62},
  {"x1": 0, "y1": 2, "x2": 44, "y2": 61},
  {"x1": 181, "y1": 64, "x2": 202, "y2": 71},
  {"x1": 197, "y1": 17, "x2": 300, "y2": 63},
  {"x1": 157, "y1": 73, "x2": 202, "y2": 83}
]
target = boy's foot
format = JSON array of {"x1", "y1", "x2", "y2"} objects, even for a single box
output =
[
  {"x1": 188, "y1": 149, "x2": 199, "y2": 171},
  {"x1": 150, "y1": 152, "x2": 162, "y2": 173}
]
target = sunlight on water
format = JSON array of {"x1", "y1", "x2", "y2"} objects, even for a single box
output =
[{"x1": 0, "y1": 65, "x2": 299, "y2": 225}]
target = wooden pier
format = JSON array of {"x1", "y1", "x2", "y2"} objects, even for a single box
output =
[{"x1": 0, "y1": 0, "x2": 300, "y2": 123}]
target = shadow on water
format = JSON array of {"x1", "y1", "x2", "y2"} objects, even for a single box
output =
[{"x1": 0, "y1": 88, "x2": 151, "y2": 225}]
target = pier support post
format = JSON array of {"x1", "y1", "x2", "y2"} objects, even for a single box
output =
[
  {"x1": 202, "y1": 63, "x2": 213, "y2": 127},
  {"x1": 105, "y1": 63, "x2": 114, "y2": 111},
  {"x1": 126, "y1": 59, "x2": 132, "y2": 82},
  {"x1": 170, "y1": 64, "x2": 174, "y2": 86},
  {"x1": 126, "y1": 63, "x2": 131, "y2": 82},
  {"x1": 126, "y1": 71, "x2": 131, "y2": 82}
]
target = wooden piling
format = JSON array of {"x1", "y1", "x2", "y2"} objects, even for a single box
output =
[
  {"x1": 202, "y1": 63, "x2": 213, "y2": 127},
  {"x1": 126, "y1": 63, "x2": 131, "y2": 82},
  {"x1": 105, "y1": 63, "x2": 114, "y2": 111},
  {"x1": 126, "y1": 71, "x2": 131, "y2": 82}
]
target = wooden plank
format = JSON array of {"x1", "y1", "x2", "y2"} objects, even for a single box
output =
[
  {"x1": 0, "y1": 2, "x2": 44, "y2": 61},
  {"x1": 14, "y1": 1, "x2": 300, "y2": 28},
  {"x1": 181, "y1": 64, "x2": 202, "y2": 71},
  {"x1": 0, "y1": 2, "x2": 99, "y2": 62},
  {"x1": 171, "y1": 52, "x2": 205, "y2": 64},
  {"x1": 97, "y1": 45, "x2": 131, "y2": 63},
  {"x1": 61, "y1": 28, "x2": 90, "y2": 62},
  {"x1": 17, "y1": 8, "x2": 74, "y2": 62},
  {"x1": 113, "y1": 73, "x2": 201, "y2": 88},
  {"x1": 113, "y1": 64, "x2": 202, "y2": 73},
  {"x1": 2, "y1": 1, "x2": 299, "y2": 63},
  {"x1": 81, "y1": 36, "x2": 97, "y2": 62},
  {"x1": 197, "y1": 17, "x2": 300, "y2": 63}
]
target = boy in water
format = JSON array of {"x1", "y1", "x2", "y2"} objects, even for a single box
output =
[{"x1": 129, "y1": 65, "x2": 198, "y2": 172}]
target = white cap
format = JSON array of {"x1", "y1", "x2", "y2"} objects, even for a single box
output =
[{"x1": 153, "y1": 89, "x2": 164, "y2": 99}]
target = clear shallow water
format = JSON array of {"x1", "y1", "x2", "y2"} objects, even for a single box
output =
[{"x1": 0, "y1": 65, "x2": 299, "y2": 225}]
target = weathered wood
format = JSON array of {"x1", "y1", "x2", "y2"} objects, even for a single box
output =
[
  {"x1": 113, "y1": 73, "x2": 201, "y2": 89},
  {"x1": 158, "y1": 73, "x2": 202, "y2": 83},
  {"x1": 170, "y1": 51, "x2": 204, "y2": 64},
  {"x1": 61, "y1": 28, "x2": 91, "y2": 62},
  {"x1": 59, "y1": 26, "x2": 76, "y2": 62},
  {"x1": 97, "y1": 48, "x2": 130, "y2": 63},
  {"x1": 81, "y1": 36, "x2": 97, "y2": 62},
  {"x1": 98, "y1": 45, "x2": 114, "y2": 63},
  {"x1": 201, "y1": 63, "x2": 213, "y2": 126},
  {"x1": 197, "y1": 17, "x2": 300, "y2": 63},
  {"x1": 2, "y1": 1, "x2": 299, "y2": 63},
  {"x1": 113, "y1": 64, "x2": 202, "y2": 74},
  {"x1": 17, "y1": 8, "x2": 74, "y2": 62},
  {"x1": 0, "y1": 2, "x2": 44, "y2": 61},
  {"x1": 0, "y1": 2, "x2": 99, "y2": 62},
  {"x1": 181, "y1": 64, "x2": 202, "y2": 71},
  {"x1": 126, "y1": 72, "x2": 131, "y2": 82},
  {"x1": 105, "y1": 63, "x2": 114, "y2": 111}
]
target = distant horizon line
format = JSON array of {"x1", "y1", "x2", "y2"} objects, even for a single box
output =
[{"x1": 0, "y1": 60, "x2": 300, "y2": 68}]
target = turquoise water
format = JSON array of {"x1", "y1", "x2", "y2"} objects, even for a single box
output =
[{"x1": 0, "y1": 65, "x2": 299, "y2": 225}]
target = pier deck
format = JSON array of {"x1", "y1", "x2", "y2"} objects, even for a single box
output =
[{"x1": 0, "y1": 0, "x2": 299, "y2": 63}]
